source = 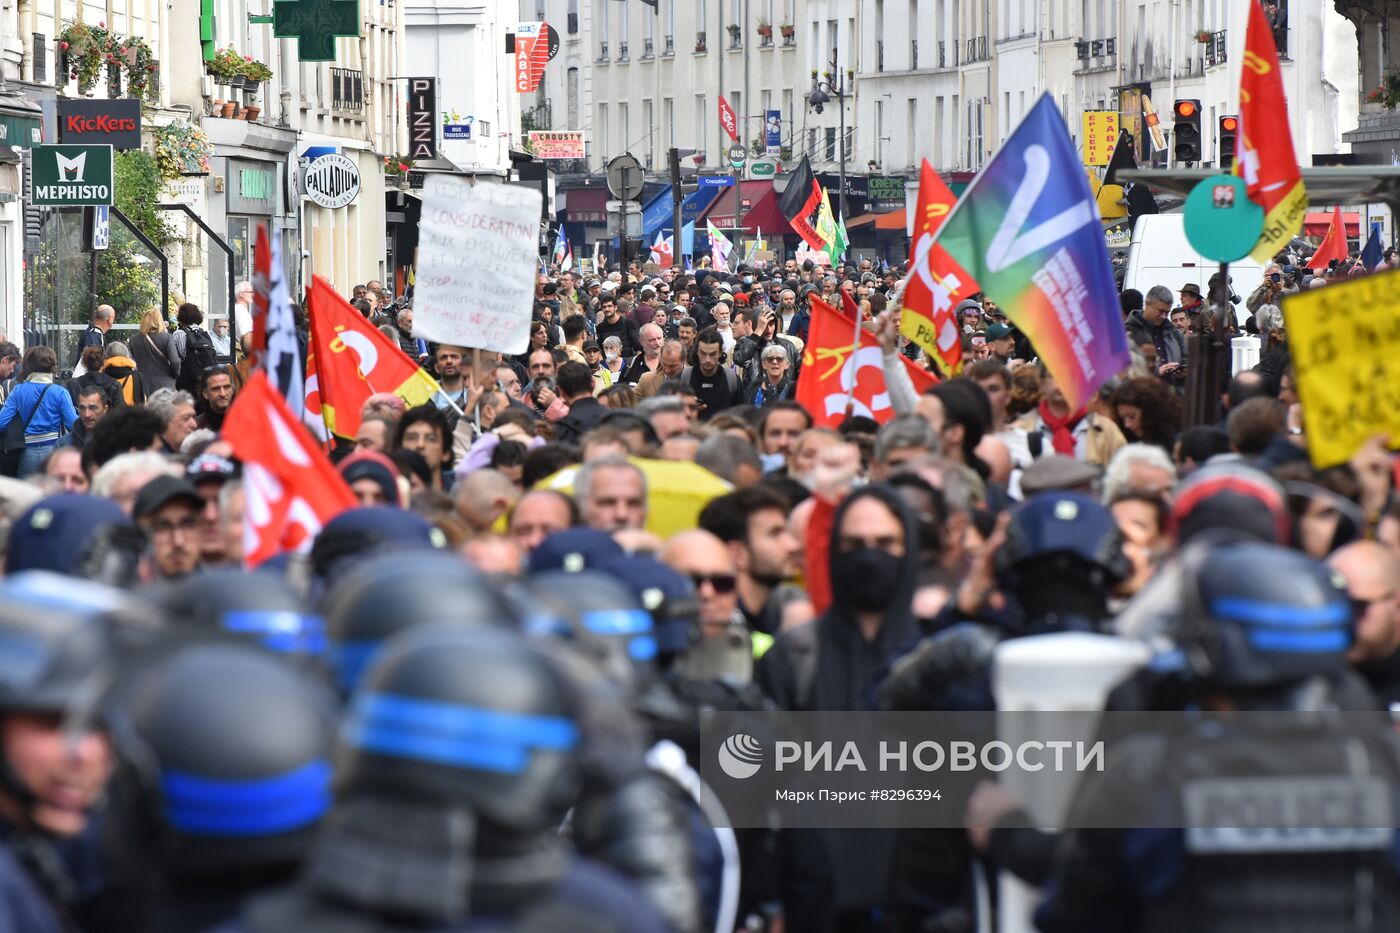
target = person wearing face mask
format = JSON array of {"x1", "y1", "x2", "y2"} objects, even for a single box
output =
[{"x1": 755, "y1": 485, "x2": 921, "y2": 933}]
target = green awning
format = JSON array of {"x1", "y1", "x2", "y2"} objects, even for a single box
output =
[{"x1": 0, "y1": 111, "x2": 40, "y2": 150}]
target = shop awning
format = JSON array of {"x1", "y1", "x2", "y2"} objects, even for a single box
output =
[
  {"x1": 697, "y1": 181, "x2": 786, "y2": 234},
  {"x1": 563, "y1": 186, "x2": 609, "y2": 224},
  {"x1": 1303, "y1": 211, "x2": 1362, "y2": 238},
  {"x1": 846, "y1": 210, "x2": 910, "y2": 232},
  {"x1": 0, "y1": 100, "x2": 41, "y2": 150}
]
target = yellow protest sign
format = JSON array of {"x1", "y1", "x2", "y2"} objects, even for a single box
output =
[
  {"x1": 1282, "y1": 268, "x2": 1400, "y2": 468},
  {"x1": 1082, "y1": 111, "x2": 1120, "y2": 167}
]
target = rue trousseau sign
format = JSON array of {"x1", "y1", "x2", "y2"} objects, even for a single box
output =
[
  {"x1": 1283, "y1": 268, "x2": 1400, "y2": 469},
  {"x1": 30, "y1": 144, "x2": 114, "y2": 206},
  {"x1": 413, "y1": 176, "x2": 542, "y2": 355}
]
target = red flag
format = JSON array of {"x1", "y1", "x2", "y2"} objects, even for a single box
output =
[
  {"x1": 718, "y1": 96, "x2": 739, "y2": 142},
  {"x1": 222, "y1": 372, "x2": 356, "y2": 567},
  {"x1": 796, "y1": 297, "x2": 937, "y2": 428},
  {"x1": 307, "y1": 276, "x2": 441, "y2": 440},
  {"x1": 251, "y1": 225, "x2": 270, "y2": 357},
  {"x1": 1236, "y1": 0, "x2": 1307, "y2": 262},
  {"x1": 1306, "y1": 207, "x2": 1348, "y2": 271},
  {"x1": 777, "y1": 155, "x2": 825, "y2": 252},
  {"x1": 900, "y1": 160, "x2": 976, "y2": 375}
]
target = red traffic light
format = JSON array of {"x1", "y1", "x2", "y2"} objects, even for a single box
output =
[
  {"x1": 1220, "y1": 116, "x2": 1239, "y2": 132},
  {"x1": 1175, "y1": 100, "x2": 1198, "y2": 118}
]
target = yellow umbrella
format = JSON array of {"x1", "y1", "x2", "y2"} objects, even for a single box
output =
[{"x1": 538, "y1": 457, "x2": 733, "y2": 539}]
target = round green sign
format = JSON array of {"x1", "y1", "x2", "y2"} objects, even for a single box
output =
[{"x1": 1183, "y1": 175, "x2": 1265, "y2": 263}]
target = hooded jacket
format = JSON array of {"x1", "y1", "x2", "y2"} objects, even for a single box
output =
[
  {"x1": 755, "y1": 486, "x2": 921, "y2": 929},
  {"x1": 100, "y1": 356, "x2": 145, "y2": 406}
]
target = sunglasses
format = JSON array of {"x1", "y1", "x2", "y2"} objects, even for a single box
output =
[{"x1": 689, "y1": 573, "x2": 737, "y2": 594}]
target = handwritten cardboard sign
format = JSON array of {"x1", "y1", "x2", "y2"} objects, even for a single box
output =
[
  {"x1": 413, "y1": 175, "x2": 542, "y2": 355},
  {"x1": 1282, "y1": 268, "x2": 1400, "y2": 469}
]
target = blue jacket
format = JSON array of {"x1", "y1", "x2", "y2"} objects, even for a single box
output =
[{"x1": 0, "y1": 378, "x2": 77, "y2": 445}]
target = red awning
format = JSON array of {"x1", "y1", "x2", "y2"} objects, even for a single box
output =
[
  {"x1": 1303, "y1": 211, "x2": 1361, "y2": 238},
  {"x1": 564, "y1": 186, "x2": 609, "y2": 224},
  {"x1": 696, "y1": 181, "x2": 786, "y2": 235}
]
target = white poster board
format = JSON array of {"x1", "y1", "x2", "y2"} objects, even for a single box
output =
[{"x1": 413, "y1": 175, "x2": 542, "y2": 355}]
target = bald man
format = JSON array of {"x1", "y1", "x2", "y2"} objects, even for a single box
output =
[
  {"x1": 1329, "y1": 541, "x2": 1400, "y2": 706},
  {"x1": 453, "y1": 469, "x2": 519, "y2": 536},
  {"x1": 662, "y1": 528, "x2": 750, "y2": 681}
]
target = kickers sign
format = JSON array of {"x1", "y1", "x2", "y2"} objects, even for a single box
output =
[{"x1": 57, "y1": 99, "x2": 141, "y2": 150}]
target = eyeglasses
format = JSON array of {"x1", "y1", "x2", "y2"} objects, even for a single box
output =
[
  {"x1": 690, "y1": 573, "x2": 737, "y2": 594},
  {"x1": 148, "y1": 516, "x2": 199, "y2": 538}
]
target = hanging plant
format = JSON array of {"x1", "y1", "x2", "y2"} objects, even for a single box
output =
[
  {"x1": 60, "y1": 22, "x2": 160, "y2": 98},
  {"x1": 384, "y1": 156, "x2": 414, "y2": 178},
  {"x1": 153, "y1": 120, "x2": 213, "y2": 181},
  {"x1": 1367, "y1": 72, "x2": 1400, "y2": 110},
  {"x1": 207, "y1": 48, "x2": 246, "y2": 82},
  {"x1": 123, "y1": 36, "x2": 158, "y2": 100},
  {"x1": 242, "y1": 56, "x2": 273, "y2": 83}
]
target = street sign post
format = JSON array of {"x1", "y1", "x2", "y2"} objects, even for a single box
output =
[
  {"x1": 606, "y1": 153, "x2": 646, "y2": 201},
  {"x1": 698, "y1": 175, "x2": 735, "y2": 188},
  {"x1": 728, "y1": 144, "x2": 747, "y2": 168},
  {"x1": 30, "y1": 144, "x2": 114, "y2": 207}
]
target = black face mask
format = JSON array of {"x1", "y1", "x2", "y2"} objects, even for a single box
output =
[{"x1": 833, "y1": 548, "x2": 903, "y2": 613}]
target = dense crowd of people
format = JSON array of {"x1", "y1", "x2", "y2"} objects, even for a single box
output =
[{"x1": 0, "y1": 247, "x2": 1396, "y2": 932}]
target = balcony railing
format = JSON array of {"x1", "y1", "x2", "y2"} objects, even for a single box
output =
[
  {"x1": 912, "y1": 39, "x2": 919, "y2": 69},
  {"x1": 618, "y1": 41, "x2": 629, "y2": 61},
  {"x1": 1206, "y1": 29, "x2": 1226, "y2": 67},
  {"x1": 937, "y1": 40, "x2": 944, "y2": 68},
  {"x1": 965, "y1": 36, "x2": 988, "y2": 62},
  {"x1": 695, "y1": 31, "x2": 707, "y2": 53},
  {"x1": 598, "y1": 41, "x2": 609, "y2": 62},
  {"x1": 876, "y1": 40, "x2": 884, "y2": 71},
  {"x1": 664, "y1": 35, "x2": 674, "y2": 55},
  {"x1": 728, "y1": 26, "x2": 742, "y2": 49},
  {"x1": 782, "y1": 28, "x2": 795, "y2": 46},
  {"x1": 642, "y1": 38, "x2": 654, "y2": 58},
  {"x1": 331, "y1": 67, "x2": 364, "y2": 112}
]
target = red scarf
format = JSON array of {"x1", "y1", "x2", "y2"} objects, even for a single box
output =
[{"x1": 1038, "y1": 401, "x2": 1085, "y2": 456}]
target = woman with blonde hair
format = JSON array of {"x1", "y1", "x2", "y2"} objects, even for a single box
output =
[{"x1": 130, "y1": 307, "x2": 177, "y2": 392}]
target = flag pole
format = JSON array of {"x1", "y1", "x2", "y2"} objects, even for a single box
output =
[{"x1": 843, "y1": 295, "x2": 863, "y2": 417}]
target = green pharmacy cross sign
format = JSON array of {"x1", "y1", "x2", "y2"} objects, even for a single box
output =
[{"x1": 273, "y1": 0, "x2": 361, "y2": 62}]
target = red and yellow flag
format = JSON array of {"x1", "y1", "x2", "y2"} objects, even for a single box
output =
[
  {"x1": 307, "y1": 276, "x2": 441, "y2": 440},
  {"x1": 1236, "y1": 0, "x2": 1307, "y2": 262},
  {"x1": 899, "y1": 160, "x2": 976, "y2": 376},
  {"x1": 796, "y1": 296, "x2": 938, "y2": 428}
]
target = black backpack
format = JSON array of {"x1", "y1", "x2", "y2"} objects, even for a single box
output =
[{"x1": 177, "y1": 328, "x2": 218, "y2": 393}]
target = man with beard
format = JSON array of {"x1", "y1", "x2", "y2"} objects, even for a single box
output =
[
  {"x1": 195, "y1": 365, "x2": 237, "y2": 432},
  {"x1": 689, "y1": 327, "x2": 741, "y2": 421},
  {"x1": 431, "y1": 344, "x2": 472, "y2": 412},
  {"x1": 134, "y1": 475, "x2": 204, "y2": 580},
  {"x1": 700, "y1": 486, "x2": 802, "y2": 639}
]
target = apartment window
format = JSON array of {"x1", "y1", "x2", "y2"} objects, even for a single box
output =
[
  {"x1": 934, "y1": 97, "x2": 944, "y2": 167},
  {"x1": 567, "y1": 67, "x2": 580, "y2": 128},
  {"x1": 825, "y1": 127, "x2": 837, "y2": 161},
  {"x1": 644, "y1": 99, "x2": 654, "y2": 164},
  {"x1": 808, "y1": 127, "x2": 818, "y2": 160},
  {"x1": 32, "y1": 34, "x2": 46, "y2": 84},
  {"x1": 697, "y1": 0, "x2": 708, "y2": 32},
  {"x1": 696, "y1": 94, "x2": 707, "y2": 149},
  {"x1": 875, "y1": 100, "x2": 884, "y2": 167},
  {"x1": 782, "y1": 90, "x2": 794, "y2": 138},
  {"x1": 600, "y1": 103, "x2": 610, "y2": 156},
  {"x1": 600, "y1": 0, "x2": 609, "y2": 39},
  {"x1": 665, "y1": 0, "x2": 676, "y2": 51},
  {"x1": 622, "y1": 1, "x2": 630, "y2": 48},
  {"x1": 535, "y1": 0, "x2": 546, "y2": 18},
  {"x1": 620, "y1": 102, "x2": 630, "y2": 151},
  {"x1": 568, "y1": 0, "x2": 579, "y2": 35},
  {"x1": 664, "y1": 97, "x2": 674, "y2": 146}
]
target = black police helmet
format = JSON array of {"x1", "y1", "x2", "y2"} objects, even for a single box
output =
[
  {"x1": 112, "y1": 641, "x2": 336, "y2": 876},
  {"x1": 527, "y1": 571, "x2": 658, "y2": 693},
  {"x1": 996, "y1": 492, "x2": 1131, "y2": 592},
  {"x1": 339, "y1": 625, "x2": 581, "y2": 833},
  {"x1": 154, "y1": 569, "x2": 326, "y2": 658},
  {"x1": 1181, "y1": 539, "x2": 1352, "y2": 690},
  {"x1": 321, "y1": 552, "x2": 516, "y2": 693}
]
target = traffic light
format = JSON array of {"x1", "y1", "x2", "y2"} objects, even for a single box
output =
[
  {"x1": 1173, "y1": 99, "x2": 1202, "y2": 164},
  {"x1": 1218, "y1": 115, "x2": 1239, "y2": 170}
]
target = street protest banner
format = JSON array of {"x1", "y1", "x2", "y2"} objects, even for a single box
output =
[
  {"x1": 934, "y1": 94, "x2": 1130, "y2": 412},
  {"x1": 1282, "y1": 269, "x2": 1400, "y2": 469},
  {"x1": 413, "y1": 174, "x2": 542, "y2": 355}
]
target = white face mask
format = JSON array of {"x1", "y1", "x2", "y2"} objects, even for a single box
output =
[{"x1": 605, "y1": 351, "x2": 619, "y2": 362}]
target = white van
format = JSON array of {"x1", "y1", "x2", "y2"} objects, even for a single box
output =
[{"x1": 1122, "y1": 214, "x2": 1265, "y2": 326}]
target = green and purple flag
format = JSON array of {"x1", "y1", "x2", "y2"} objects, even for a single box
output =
[{"x1": 935, "y1": 95, "x2": 1130, "y2": 412}]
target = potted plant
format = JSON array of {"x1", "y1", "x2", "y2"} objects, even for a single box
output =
[
  {"x1": 695, "y1": 32, "x2": 707, "y2": 52},
  {"x1": 1194, "y1": 29, "x2": 1212, "y2": 43},
  {"x1": 727, "y1": 23, "x2": 741, "y2": 42},
  {"x1": 207, "y1": 48, "x2": 244, "y2": 88},
  {"x1": 780, "y1": 22, "x2": 795, "y2": 38},
  {"x1": 153, "y1": 121, "x2": 214, "y2": 180},
  {"x1": 221, "y1": 101, "x2": 237, "y2": 118},
  {"x1": 243, "y1": 104, "x2": 261, "y2": 121},
  {"x1": 1367, "y1": 73, "x2": 1400, "y2": 110},
  {"x1": 757, "y1": 19, "x2": 773, "y2": 38},
  {"x1": 122, "y1": 36, "x2": 158, "y2": 100}
]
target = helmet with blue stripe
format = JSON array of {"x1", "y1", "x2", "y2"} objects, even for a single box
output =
[
  {"x1": 339, "y1": 625, "x2": 582, "y2": 833},
  {"x1": 1183, "y1": 540, "x2": 1353, "y2": 690},
  {"x1": 110, "y1": 640, "x2": 337, "y2": 876},
  {"x1": 526, "y1": 570, "x2": 660, "y2": 695},
  {"x1": 321, "y1": 552, "x2": 517, "y2": 695},
  {"x1": 154, "y1": 569, "x2": 327, "y2": 660}
]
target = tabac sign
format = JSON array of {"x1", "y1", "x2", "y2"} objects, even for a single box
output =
[{"x1": 30, "y1": 145, "x2": 114, "y2": 206}]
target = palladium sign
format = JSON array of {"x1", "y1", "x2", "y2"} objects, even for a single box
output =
[
  {"x1": 30, "y1": 144, "x2": 114, "y2": 207},
  {"x1": 304, "y1": 153, "x2": 361, "y2": 209}
]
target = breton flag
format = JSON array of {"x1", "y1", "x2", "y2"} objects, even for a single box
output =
[
  {"x1": 1236, "y1": 0, "x2": 1308, "y2": 262},
  {"x1": 221, "y1": 371, "x2": 357, "y2": 567},
  {"x1": 251, "y1": 224, "x2": 306, "y2": 428},
  {"x1": 306, "y1": 276, "x2": 442, "y2": 440}
]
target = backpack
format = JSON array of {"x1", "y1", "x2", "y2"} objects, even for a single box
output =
[{"x1": 177, "y1": 328, "x2": 218, "y2": 393}]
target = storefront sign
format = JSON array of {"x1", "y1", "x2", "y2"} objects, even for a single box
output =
[
  {"x1": 867, "y1": 176, "x2": 907, "y2": 210},
  {"x1": 529, "y1": 131, "x2": 585, "y2": 160},
  {"x1": 227, "y1": 160, "x2": 278, "y2": 214},
  {"x1": 57, "y1": 100, "x2": 141, "y2": 150},
  {"x1": 1082, "y1": 110, "x2": 1120, "y2": 167},
  {"x1": 304, "y1": 153, "x2": 360, "y2": 209},
  {"x1": 30, "y1": 144, "x2": 114, "y2": 206},
  {"x1": 444, "y1": 124, "x2": 472, "y2": 140},
  {"x1": 408, "y1": 78, "x2": 437, "y2": 160}
]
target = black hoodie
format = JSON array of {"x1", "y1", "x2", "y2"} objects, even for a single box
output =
[{"x1": 755, "y1": 485, "x2": 921, "y2": 929}]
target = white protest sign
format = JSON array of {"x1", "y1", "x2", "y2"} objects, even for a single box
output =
[{"x1": 413, "y1": 175, "x2": 542, "y2": 355}]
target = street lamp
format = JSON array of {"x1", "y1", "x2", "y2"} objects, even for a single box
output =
[{"x1": 808, "y1": 49, "x2": 852, "y2": 247}]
